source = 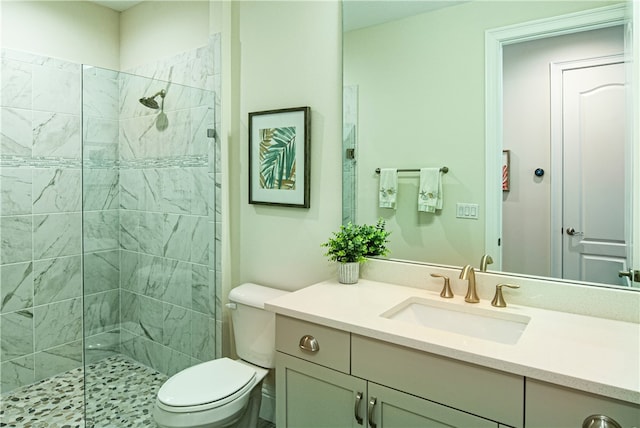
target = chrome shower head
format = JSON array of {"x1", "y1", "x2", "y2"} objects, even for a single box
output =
[{"x1": 139, "y1": 89, "x2": 166, "y2": 109}]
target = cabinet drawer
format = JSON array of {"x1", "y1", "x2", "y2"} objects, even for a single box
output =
[
  {"x1": 352, "y1": 334, "x2": 524, "y2": 428},
  {"x1": 276, "y1": 315, "x2": 350, "y2": 373},
  {"x1": 525, "y1": 379, "x2": 640, "y2": 428}
]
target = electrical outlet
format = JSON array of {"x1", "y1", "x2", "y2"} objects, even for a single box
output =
[{"x1": 456, "y1": 203, "x2": 479, "y2": 219}]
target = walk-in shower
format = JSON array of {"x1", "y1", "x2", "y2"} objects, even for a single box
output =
[{"x1": 0, "y1": 41, "x2": 221, "y2": 426}]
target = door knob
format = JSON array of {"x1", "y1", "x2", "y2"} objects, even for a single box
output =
[{"x1": 566, "y1": 227, "x2": 584, "y2": 236}]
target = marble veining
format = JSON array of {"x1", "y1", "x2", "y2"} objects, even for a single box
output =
[
  {"x1": 0, "y1": 310, "x2": 34, "y2": 360},
  {"x1": 34, "y1": 340, "x2": 83, "y2": 382},
  {"x1": 33, "y1": 255, "x2": 82, "y2": 305},
  {"x1": 164, "y1": 259, "x2": 193, "y2": 308},
  {"x1": 1, "y1": 107, "x2": 33, "y2": 155},
  {"x1": 33, "y1": 298, "x2": 82, "y2": 352},
  {"x1": 0, "y1": 58, "x2": 32, "y2": 109},
  {"x1": 163, "y1": 304, "x2": 191, "y2": 352},
  {"x1": 84, "y1": 290, "x2": 120, "y2": 337},
  {"x1": 32, "y1": 64, "x2": 81, "y2": 115},
  {"x1": 32, "y1": 168, "x2": 82, "y2": 213},
  {"x1": 83, "y1": 251, "x2": 120, "y2": 295},
  {"x1": 83, "y1": 210, "x2": 119, "y2": 253},
  {"x1": 0, "y1": 262, "x2": 34, "y2": 313},
  {"x1": 0, "y1": 167, "x2": 32, "y2": 215},
  {"x1": 32, "y1": 212, "x2": 82, "y2": 260},
  {"x1": 82, "y1": 169, "x2": 119, "y2": 211},
  {"x1": 32, "y1": 111, "x2": 81, "y2": 159},
  {"x1": 0, "y1": 216, "x2": 32, "y2": 264}
]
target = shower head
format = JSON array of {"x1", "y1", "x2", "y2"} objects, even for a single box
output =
[{"x1": 139, "y1": 89, "x2": 166, "y2": 109}]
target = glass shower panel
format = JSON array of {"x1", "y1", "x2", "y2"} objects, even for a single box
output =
[
  {"x1": 82, "y1": 66, "x2": 217, "y2": 426},
  {"x1": 1, "y1": 49, "x2": 85, "y2": 426}
]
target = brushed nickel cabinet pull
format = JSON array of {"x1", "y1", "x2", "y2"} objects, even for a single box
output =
[
  {"x1": 582, "y1": 414, "x2": 622, "y2": 428},
  {"x1": 298, "y1": 335, "x2": 320, "y2": 353},
  {"x1": 354, "y1": 391, "x2": 363, "y2": 424},
  {"x1": 367, "y1": 397, "x2": 377, "y2": 428}
]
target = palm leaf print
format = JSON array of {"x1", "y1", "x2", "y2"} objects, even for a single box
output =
[{"x1": 259, "y1": 126, "x2": 297, "y2": 189}]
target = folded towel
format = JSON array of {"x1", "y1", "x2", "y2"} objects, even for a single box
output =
[
  {"x1": 418, "y1": 168, "x2": 443, "y2": 213},
  {"x1": 379, "y1": 168, "x2": 397, "y2": 209}
]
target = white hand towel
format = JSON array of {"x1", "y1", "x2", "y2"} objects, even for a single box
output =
[
  {"x1": 418, "y1": 168, "x2": 443, "y2": 213},
  {"x1": 379, "y1": 168, "x2": 398, "y2": 209}
]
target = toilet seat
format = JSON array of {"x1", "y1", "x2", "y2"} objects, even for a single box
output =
[{"x1": 156, "y1": 358, "x2": 257, "y2": 413}]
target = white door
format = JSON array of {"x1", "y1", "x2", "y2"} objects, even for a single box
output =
[{"x1": 561, "y1": 61, "x2": 631, "y2": 286}]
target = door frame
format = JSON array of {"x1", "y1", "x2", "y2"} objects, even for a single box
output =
[
  {"x1": 485, "y1": 3, "x2": 630, "y2": 271},
  {"x1": 549, "y1": 55, "x2": 626, "y2": 279}
]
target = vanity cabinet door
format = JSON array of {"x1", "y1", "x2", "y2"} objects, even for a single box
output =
[
  {"x1": 352, "y1": 334, "x2": 524, "y2": 427},
  {"x1": 276, "y1": 352, "x2": 367, "y2": 428},
  {"x1": 367, "y1": 382, "x2": 498, "y2": 428}
]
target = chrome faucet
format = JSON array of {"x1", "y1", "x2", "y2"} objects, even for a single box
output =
[
  {"x1": 459, "y1": 265, "x2": 480, "y2": 303},
  {"x1": 480, "y1": 254, "x2": 493, "y2": 272}
]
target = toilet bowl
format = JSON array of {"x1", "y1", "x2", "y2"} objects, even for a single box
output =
[
  {"x1": 153, "y1": 283, "x2": 288, "y2": 428},
  {"x1": 153, "y1": 358, "x2": 268, "y2": 428}
]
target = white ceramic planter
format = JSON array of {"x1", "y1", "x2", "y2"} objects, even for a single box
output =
[{"x1": 338, "y1": 262, "x2": 360, "y2": 284}]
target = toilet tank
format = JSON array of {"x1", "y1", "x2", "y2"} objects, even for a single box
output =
[{"x1": 228, "y1": 283, "x2": 289, "y2": 369}]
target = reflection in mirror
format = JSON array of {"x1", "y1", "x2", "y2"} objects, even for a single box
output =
[{"x1": 342, "y1": 0, "x2": 638, "y2": 291}]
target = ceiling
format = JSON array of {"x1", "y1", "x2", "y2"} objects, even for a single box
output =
[
  {"x1": 86, "y1": 0, "x2": 465, "y2": 30},
  {"x1": 86, "y1": 0, "x2": 143, "y2": 12},
  {"x1": 343, "y1": 0, "x2": 468, "y2": 32}
]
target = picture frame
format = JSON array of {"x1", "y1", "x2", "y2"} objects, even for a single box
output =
[
  {"x1": 248, "y1": 107, "x2": 311, "y2": 207},
  {"x1": 502, "y1": 149, "x2": 511, "y2": 192}
]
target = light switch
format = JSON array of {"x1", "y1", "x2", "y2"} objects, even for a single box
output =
[{"x1": 456, "y1": 203, "x2": 479, "y2": 219}]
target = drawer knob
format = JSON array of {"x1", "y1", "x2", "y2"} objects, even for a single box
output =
[
  {"x1": 582, "y1": 415, "x2": 622, "y2": 428},
  {"x1": 298, "y1": 335, "x2": 320, "y2": 353}
]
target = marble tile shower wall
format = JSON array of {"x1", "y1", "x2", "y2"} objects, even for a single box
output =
[
  {"x1": 1, "y1": 50, "x2": 84, "y2": 393},
  {"x1": 117, "y1": 35, "x2": 220, "y2": 376},
  {"x1": 0, "y1": 35, "x2": 221, "y2": 393}
]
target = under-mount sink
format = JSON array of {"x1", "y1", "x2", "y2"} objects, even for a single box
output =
[{"x1": 381, "y1": 297, "x2": 530, "y2": 345}]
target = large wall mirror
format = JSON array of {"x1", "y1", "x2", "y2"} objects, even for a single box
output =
[{"x1": 342, "y1": 0, "x2": 639, "y2": 291}]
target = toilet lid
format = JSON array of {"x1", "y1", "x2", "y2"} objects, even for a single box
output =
[{"x1": 157, "y1": 358, "x2": 257, "y2": 408}]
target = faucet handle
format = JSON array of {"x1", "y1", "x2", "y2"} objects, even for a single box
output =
[
  {"x1": 430, "y1": 273, "x2": 453, "y2": 298},
  {"x1": 491, "y1": 283, "x2": 520, "y2": 307}
]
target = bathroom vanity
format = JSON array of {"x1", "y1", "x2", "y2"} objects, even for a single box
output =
[{"x1": 265, "y1": 266, "x2": 640, "y2": 428}]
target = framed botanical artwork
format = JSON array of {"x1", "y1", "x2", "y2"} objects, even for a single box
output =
[
  {"x1": 248, "y1": 107, "x2": 311, "y2": 207},
  {"x1": 502, "y1": 149, "x2": 510, "y2": 192}
]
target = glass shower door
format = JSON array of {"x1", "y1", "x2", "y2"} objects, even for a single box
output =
[{"x1": 82, "y1": 66, "x2": 217, "y2": 426}]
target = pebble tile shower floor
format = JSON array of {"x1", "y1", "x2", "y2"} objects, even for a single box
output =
[
  {"x1": 0, "y1": 356, "x2": 276, "y2": 428},
  {"x1": 0, "y1": 355, "x2": 167, "y2": 427}
]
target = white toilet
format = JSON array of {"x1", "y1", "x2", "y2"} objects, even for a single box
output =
[{"x1": 153, "y1": 283, "x2": 289, "y2": 428}]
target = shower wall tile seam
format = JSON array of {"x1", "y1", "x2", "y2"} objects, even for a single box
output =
[
  {"x1": 117, "y1": 252, "x2": 210, "y2": 267},
  {"x1": 119, "y1": 288, "x2": 212, "y2": 312}
]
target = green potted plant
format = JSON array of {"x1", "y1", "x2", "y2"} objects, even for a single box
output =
[{"x1": 322, "y1": 219, "x2": 390, "y2": 284}]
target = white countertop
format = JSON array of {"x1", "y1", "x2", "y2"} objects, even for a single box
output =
[{"x1": 265, "y1": 279, "x2": 640, "y2": 404}]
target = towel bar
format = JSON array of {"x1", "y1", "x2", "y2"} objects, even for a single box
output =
[{"x1": 375, "y1": 167, "x2": 449, "y2": 174}]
